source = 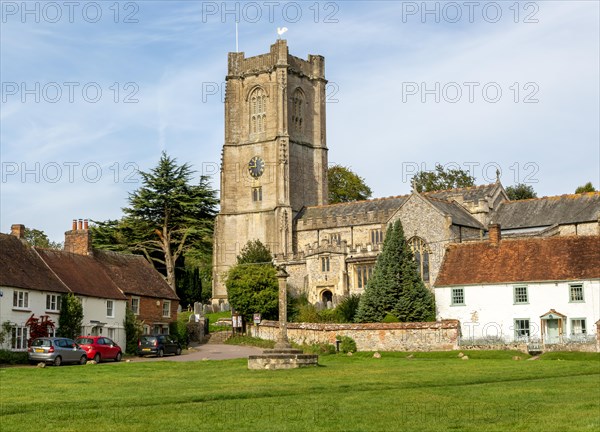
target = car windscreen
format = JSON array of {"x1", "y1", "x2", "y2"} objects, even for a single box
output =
[{"x1": 76, "y1": 338, "x2": 93, "y2": 344}]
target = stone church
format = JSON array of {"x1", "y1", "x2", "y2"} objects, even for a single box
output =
[{"x1": 212, "y1": 40, "x2": 600, "y2": 306}]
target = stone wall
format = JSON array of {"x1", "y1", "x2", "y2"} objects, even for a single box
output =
[{"x1": 250, "y1": 320, "x2": 460, "y2": 351}]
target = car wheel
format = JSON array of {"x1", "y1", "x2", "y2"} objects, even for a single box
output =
[
  {"x1": 176, "y1": 347, "x2": 182, "y2": 356},
  {"x1": 79, "y1": 355, "x2": 87, "y2": 365},
  {"x1": 93, "y1": 353, "x2": 101, "y2": 363},
  {"x1": 115, "y1": 352, "x2": 122, "y2": 362},
  {"x1": 157, "y1": 348, "x2": 164, "y2": 358},
  {"x1": 53, "y1": 356, "x2": 62, "y2": 367}
]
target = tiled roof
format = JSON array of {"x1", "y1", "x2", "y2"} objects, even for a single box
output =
[
  {"x1": 0, "y1": 234, "x2": 69, "y2": 293},
  {"x1": 495, "y1": 193, "x2": 600, "y2": 229},
  {"x1": 95, "y1": 250, "x2": 178, "y2": 300},
  {"x1": 296, "y1": 195, "x2": 409, "y2": 225},
  {"x1": 435, "y1": 236, "x2": 600, "y2": 286},
  {"x1": 426, "y1": 197, "x2": 484, "y2": 228},
  {"x1": 425, "y1": 183, "x2": 500, "y2": 202},
  {"x1": 34, "y1": 249, "x2": 127, "y2": 300}
]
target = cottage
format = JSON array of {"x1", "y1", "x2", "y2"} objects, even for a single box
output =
[{"x1": 434, "y1": 227, "x2": 600, "y2": 345}]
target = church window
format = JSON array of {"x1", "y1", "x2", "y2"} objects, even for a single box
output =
[
  {"x1": 330, "y1": 233, "x2": 341, "y2": 244},
  {"x1": 250, "y1": 87, "x2": 267, "y2": 134},
  {"x1": 321, "y1": 256, "x2": 330, "y2": 272},
  {"x1": 409, "y1": 237, "x2": 430, "y2": 282},
  {"x1": 291, "y1": 88, "x2": 304, "y2": 133},
  {"x1": 371, "y1": 229, "x2": 383, "y2": 245},
  {"x1": 356, "y1": 264, "x2": 374, "y2": 289},
  {"x1": 252, "y1": 187, "x2": 262, "y2": 202}
]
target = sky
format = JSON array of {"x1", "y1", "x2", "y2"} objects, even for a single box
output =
[{"x1": 1, "y1": 1, "x2": 599, "y2": 243}]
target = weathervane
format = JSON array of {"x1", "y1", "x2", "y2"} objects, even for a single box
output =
[{"x1": 277, "y1": 27, "x2": 288, "y2": 39}]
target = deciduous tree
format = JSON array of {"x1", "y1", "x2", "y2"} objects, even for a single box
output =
[
  {"x1": 412, "y1": 164, "x2": 475, "y2": 192},
  {"x1": 226, "y1": 240, "x2": 278, "y2": 322},
  {"x1": 328, "y1": 164, "x2": 372, "y2": 204},
  {"x1": 56, "y1": 294, "x2": 83, "y2": 340},
  {"x1": 575, "y1": 182, "x2": 596, "y2": 194},
  {"x1": 506, "y1": 183, "x2": 537, "y2": 200}
]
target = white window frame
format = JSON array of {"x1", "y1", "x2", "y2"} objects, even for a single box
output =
[
  {"x1": 514, "y1": 318, "x2": 530, "y2": 341},
  {"x1": 451, "y1": 288, "x2": 465, "y2": 306},
  {"x1": 131, "y1": 297, "x2": 140, "y2": 315},
  {"x1": 46, "y1": 294, "x2": 61, "y2": 312},
  {"x1": 162, "y1": 300, "x2": 171, "y2": 318},
  {"x1": 11, "y1": 326, "x2": 28, "y2": 351},
  {"x1": 106, "y1": 300, "x2": 115, "y2": 318},
  {"x1": 12, "y1": 290, "x2": 30, "y2": 310},
  {"x1": 513, "y1": 285, "x2": 528, "y2": 304},
  {"x1": 569, "y1": 283, "x2": 584, "y2": 302},
  {"x1": 570, "y1": 318, "x2": 587, "y2": 335}
]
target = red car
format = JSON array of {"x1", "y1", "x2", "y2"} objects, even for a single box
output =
[{"x1": 75, "y1": 336, "x2": 123, "y2": 363}]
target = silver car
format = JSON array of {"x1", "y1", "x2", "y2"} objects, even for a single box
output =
[{"x1": 28, "y1": 337, "x2": 88, "y2": 366}]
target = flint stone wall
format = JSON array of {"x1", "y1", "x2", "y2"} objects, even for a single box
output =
[{"x1": 250, "y1": 320, "x2": 460, "y2": 351}]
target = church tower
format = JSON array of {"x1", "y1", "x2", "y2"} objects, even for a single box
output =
[{"x1": 212, "y1": 40, "x2": 328, "y2": 302}]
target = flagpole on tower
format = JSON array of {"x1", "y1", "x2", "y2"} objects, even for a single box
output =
[{"x1": 235, "y1": 21, "x2": 239, "y2": 52}]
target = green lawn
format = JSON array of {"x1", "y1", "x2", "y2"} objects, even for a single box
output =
[{"x1": 1, "y1": 352, "x2": 598, "y2": 432}]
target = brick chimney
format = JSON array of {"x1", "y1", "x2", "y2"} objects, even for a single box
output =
[
  {"x1": 64, "y1": 218, "x2": 92, "y2": 255},
  {"x1": 488, "y1": 223, "x2": 501, "y2": 245},
  {"x1": 10, "y1": 224, "x2": 25, "y2": 239}
]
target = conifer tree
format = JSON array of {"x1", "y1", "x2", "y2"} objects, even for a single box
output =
[{"x1": 355, "y1": 220, "x2": 436, "y2": 323}]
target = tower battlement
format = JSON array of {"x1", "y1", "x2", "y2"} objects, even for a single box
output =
[{"x1": 228, "y1": 40, "x2": 325, "y2": 80}]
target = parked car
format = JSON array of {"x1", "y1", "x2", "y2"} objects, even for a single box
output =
[
  {"x1": 137, "y1": 334, "x2": 182, "y2": 357},
  {"x1": 75, "y1": 336, "x2": 123, "y2": 363},
  {"x1": 28, "y1": 337, "x2": 88, "y2": 366}
]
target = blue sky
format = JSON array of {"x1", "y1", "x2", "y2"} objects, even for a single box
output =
[{"x1": 1, "y1": 1, "x2": 599, "y2": 242}]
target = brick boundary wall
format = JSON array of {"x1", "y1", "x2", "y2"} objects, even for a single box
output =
[{"x1": 249, "y1": 320, "x2": 460, "y2": 352}]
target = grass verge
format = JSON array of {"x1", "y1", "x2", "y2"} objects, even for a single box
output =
[{"x1": 1, "y1": 352, "x2": 598, "y2": 431}]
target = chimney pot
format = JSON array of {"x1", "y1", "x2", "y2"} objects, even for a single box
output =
[
  {"x1": 489, "y1": 223, "x2": 501, "y2": 245},
  {"x1": 10, "y1": 224, "x2": 25, "y2": 239},
  {"x1": 72, "y1": 219, "x2": 77, "y2": 231},
  {"x1": 78, "y1": 219, "x2": 83, "y2": 230},
  {"x1": 83, "y1": 219, "x2": 89, "y2": 230}
]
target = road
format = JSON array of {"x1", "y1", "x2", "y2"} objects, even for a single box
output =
[{"x1": 125, "y1": 343, "x2": 263, "y2": 362}]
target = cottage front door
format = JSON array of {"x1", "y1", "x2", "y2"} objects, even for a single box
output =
[{"x1": 546, "y1": 319, "x2": 559, "y2": 344}]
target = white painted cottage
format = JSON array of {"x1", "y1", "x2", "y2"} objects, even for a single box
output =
[
  {"x1": 0, "y1": 222, "x2": 178, "y2": 351},
  {"x1": 435, "y1": 226, "x2": 600, "y2": 345}
]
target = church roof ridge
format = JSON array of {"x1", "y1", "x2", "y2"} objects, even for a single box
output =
[
  {"x1": 502, "y1": 191, "x2": 600, "y2": 205},
  {"x1": 422, "y1": 182, "x2": 498, "y2": 196}
]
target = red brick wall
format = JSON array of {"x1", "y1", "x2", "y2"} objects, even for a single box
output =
[{"x1": 130, "y1": 295, "x2": 178, "y2": 326}]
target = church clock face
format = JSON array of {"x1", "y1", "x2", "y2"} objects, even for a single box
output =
[{"x1": 248, "y1": 156, "x2": 265, "y2": 178}]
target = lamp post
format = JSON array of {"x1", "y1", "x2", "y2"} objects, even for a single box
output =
[{"x1": 274, "y1": 266, "x2": 291, "y2": 349}]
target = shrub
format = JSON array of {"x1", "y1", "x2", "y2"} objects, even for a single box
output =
[
  {"x1": 336, "y1": 335, "x2": 357, "y2": 353},
  {"x1": 336, "y1": 294, "x2": 361, "y2": 323},
  {"x1": 0, "y1": 350, "x2": 29, "y2": 365},
  {"x1": 301, "y1": 343, "x2": 337, "y2": 355},
  {"x1": 169, "y1": 311, "x2": 192, "y2": 348},
  {"x1": 382, "y1": 313, "x2": 399, "y2": 323},
  {"x1": 124, "y1": 305, "x2": 143, "y2": 354}
]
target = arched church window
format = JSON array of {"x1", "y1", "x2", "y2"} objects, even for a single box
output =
[
  {"x1": 291, "y1": 88, "x2": 304, "y2": 133},
  {"x1": 250, "y1": 87, "x2": 267, "y2": 134},
  {"x1": 409, "y1": 237, "x2": 430, "y2": 282}
]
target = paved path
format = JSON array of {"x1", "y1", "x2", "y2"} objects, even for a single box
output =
[{"x1": 125, "y1": 343, "x2": 263, "y2": 363}]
